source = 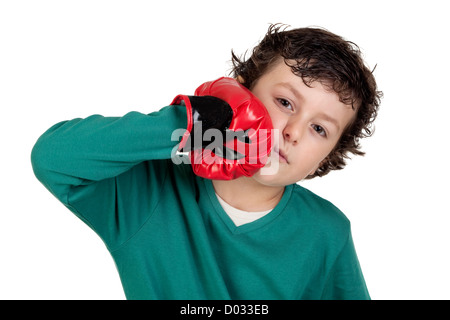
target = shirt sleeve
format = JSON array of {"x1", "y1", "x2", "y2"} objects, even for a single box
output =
[
  {"x1": 31, "y1": 105, "x2": 188, "y2": 250},
  {"x1": 321, "y1": 231, "x2": 371, "y2": 300}
]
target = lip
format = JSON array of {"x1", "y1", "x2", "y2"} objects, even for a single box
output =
[{"x1": 274, "y1": 147, "x2": 289, "y2": 164}]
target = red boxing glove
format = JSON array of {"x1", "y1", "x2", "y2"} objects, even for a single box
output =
[{"x1": 171, "y1": 77, "x2": 273, "y2": 180}]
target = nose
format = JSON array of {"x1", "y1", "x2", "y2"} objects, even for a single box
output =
[{"x1": 283, "y1": 119, "x2": 302, "y2": 145}]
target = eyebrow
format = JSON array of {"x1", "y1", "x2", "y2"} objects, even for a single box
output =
[
  {"x1": 316, "y1": 112, "x2": 340, "y2": 132},
  {"x1": 278, "y1": 82, "x2": 303, "y2": 101},
  {"x1": 277, "y1": 82, "x2": 341, "y2": 132}
]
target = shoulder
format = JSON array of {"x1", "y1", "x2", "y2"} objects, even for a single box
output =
[{"x1": 288, "y1": 183, "x2": 350, "y2": 235}]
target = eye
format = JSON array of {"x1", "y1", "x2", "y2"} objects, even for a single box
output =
[
  {"x1": 312, "y1": 124, "x2": 327, "y2": 137},
  {"x1": 277, "y1": 98, "x2": 293, "y2": 111}
]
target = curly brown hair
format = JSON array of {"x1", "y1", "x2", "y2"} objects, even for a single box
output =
[{"x1": 230, "y1": 24, "x2": 382, "y2": 178}]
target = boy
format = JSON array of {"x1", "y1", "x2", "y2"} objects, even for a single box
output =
[{"x1": 31, "y1": 24, "x2": 381, "y2": 299}]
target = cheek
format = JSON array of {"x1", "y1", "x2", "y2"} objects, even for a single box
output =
[
  {"x1": 265, "y1": 107, "x2": 286, "y2": 132},
  {"x1": 300, "y1": 143, "x2": 329, "y2": 166},
  {"x1": 288, "y1": 142, "x2": 330, "y2": 175}
]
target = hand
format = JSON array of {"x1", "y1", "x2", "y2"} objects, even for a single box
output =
[{"x1": 171, "y1": 77, "x2": 273, "y2": 180}]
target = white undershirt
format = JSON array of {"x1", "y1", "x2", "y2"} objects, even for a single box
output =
[{"x1": 215, "y1": 193, "x2": 273, "y2": 227}]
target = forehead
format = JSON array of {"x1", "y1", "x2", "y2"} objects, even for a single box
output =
[
  {"x1": 258, "y1": 59, "x2": 340, "y2": 103},
  {"x1": 260, "y1": 58, "x2": 359, "y2": 107},
  {"x1": 257, "y1": 59, "x2": 356, "y2": 132}
]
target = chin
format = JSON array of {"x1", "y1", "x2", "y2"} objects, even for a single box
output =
[{"x1": 251, "y1": 170, "x2": 298, "y2": 187}]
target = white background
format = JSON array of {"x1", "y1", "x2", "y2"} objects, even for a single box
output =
[{"x1": 1, "y1": 0, "x2": 449, "y2": 300}]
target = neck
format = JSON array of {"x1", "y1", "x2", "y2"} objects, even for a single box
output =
[{"x1": 212, "y1": 177, "x2": 285, "y2": 212}]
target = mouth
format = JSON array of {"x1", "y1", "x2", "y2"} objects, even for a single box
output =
[{"x1": 273, "y1": 147, "x2": 289, "y2": 164}]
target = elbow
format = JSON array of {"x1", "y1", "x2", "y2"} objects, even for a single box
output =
[
  {"x1": 30, "y1": 121, "x2": 66, "y2": 183},
  {"x1": 30, "y1": 135, "x2": 51, "y2": 184}
]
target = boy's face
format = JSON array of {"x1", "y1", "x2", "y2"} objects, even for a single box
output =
[{"x1": 250, "y1": 59, "x2": 356, "y2": 186}]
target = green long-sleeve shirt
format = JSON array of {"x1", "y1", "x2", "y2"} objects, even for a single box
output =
[{"x1": 31, "y1": 105, "x2": 370, "y2": 300}]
